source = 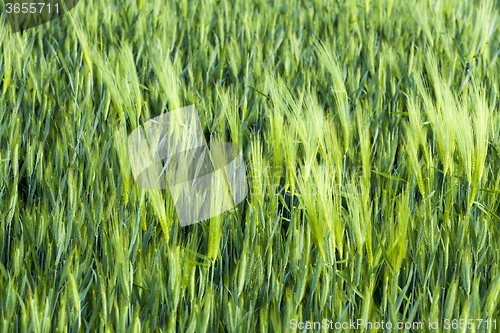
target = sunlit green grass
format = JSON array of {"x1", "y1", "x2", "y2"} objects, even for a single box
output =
[{"x1": 1, "y1": 0, "x2": 500, "y2": 331}]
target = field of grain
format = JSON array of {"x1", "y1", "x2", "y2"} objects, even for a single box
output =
[{"x1": 1, "y1": 0, "x2": 500, "y2": 332}]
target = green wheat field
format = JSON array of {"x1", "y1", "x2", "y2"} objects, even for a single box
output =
[{"x1": 1, "y1": 0, "x2": 500, "y2": 331}]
